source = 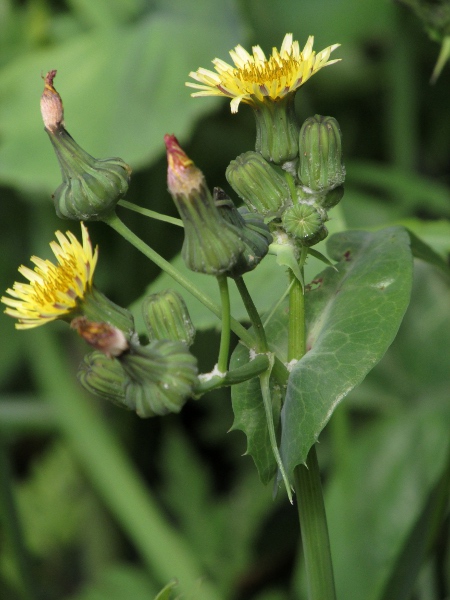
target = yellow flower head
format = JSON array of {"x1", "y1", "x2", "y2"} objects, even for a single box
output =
[
  {"x1": 2, "y1": 223, "x2": 98, "y2": 329},
  {"x1": 186, "y1": 34, "x2": 340, "y2": 114}
]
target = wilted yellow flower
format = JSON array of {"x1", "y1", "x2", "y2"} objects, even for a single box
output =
[
  {"x1": 2, "y1": 223, "x2": 98, "y2": 329},
  {"x1": 186, "y1": 34, "x2": 340, "y2": 113}
]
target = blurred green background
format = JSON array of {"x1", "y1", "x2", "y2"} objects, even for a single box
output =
[{"x1": 0, "y1": 1, "x2": 449, "y2": 599}]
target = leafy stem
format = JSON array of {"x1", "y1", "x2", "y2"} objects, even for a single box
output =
[{"x1": 288, "y1": 264, "x2": 337, "y2": 600}]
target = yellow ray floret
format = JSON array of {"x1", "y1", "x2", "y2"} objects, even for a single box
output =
[
  {"x1": 186, "y1": 33, "x2": 340, "y2": 113},
  {"x1": 1, "y1": 223, "x2": 98, "y2": 329}
]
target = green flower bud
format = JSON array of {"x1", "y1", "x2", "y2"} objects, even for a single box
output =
[
  {"x1": 253, "y1": 95, "x2": 300, "y2": 165},
  {"x1": 165, "y1": 135, "x2": 244, "y2": 275},
  {"x1": 214, "y1": 188, "x2": 272, "y2": 277},
  {"x1": 298, "y1": 115, "x2": 345, "y2": 193},
  {"x1": 78, "y1": 351, "x2": 129, "y2": 408},
  {"x1": 78, "y1": 340, "x2": 198, "y2": 418},
  {"x1": 226, "y1": 151, "x2": 290, "y2": 217},
  {"x1": 121, "y1": 340, "x2": 198, "y2": 418},
  {"x1": 41, "y1": 71, "x2": 131, "y2": 221},
  {"x1": 142, "y1": 290, "x2": 195, "y2": 347},
  {"x1": 282, "y1": 203, "x2": 328, "y2": 246}
]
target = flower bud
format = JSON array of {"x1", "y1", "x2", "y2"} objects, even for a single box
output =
[
  {"x1": 165, "y1": 134, "x2": 245, "y2": 275},
  {"x1": 214, "y1": 188, "x2": 272, "y2": 277},
  {"x1": 121, "y1": 340, "x2": 198, "y2": 417},
  {"x1": 298, "y1": 115, "x2": 345, "y2": 192},
  {"x1": 71, "y1": 317, "x2": 129, "y2": 357},
  {"x1": 41, "y1": 71, "x2": 132, "y2": 221},
  {"x1": 78, "y1": 351, "x2": 128, "y2": 407},
  {"x1": 282, "y1": 203, "x2": 328, "y2": 246},
  {"x1": 226, "y1": 151, "x2": 290, "y2": 217},
  {"x1": 142, "y1": 290, "x2": 195, "y2": 347},
  {"x1": 79, "y1": 340, "x2": 198, "y2": 418}
]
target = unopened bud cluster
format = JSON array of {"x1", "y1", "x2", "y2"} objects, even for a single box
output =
[{"x1": 226, "y1": 114, "x2": 345, "y2": 247}]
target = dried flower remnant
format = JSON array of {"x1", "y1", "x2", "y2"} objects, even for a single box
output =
[
  {"x1": 71, "y1": 317, "x2": 129, "y2": 357},
  {"x1": 40, "y1": 69, "x2": 64, "y2": 133}
]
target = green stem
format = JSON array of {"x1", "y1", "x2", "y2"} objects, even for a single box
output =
[
  {"x1": 288, "y1": 268, "x2": 336, "y2": 600},
  {"x1": 27, "y1": 328, "x2": 222, "y2": 600},
  {"x1": 103, "y1": 212, "x2": 252, "y2": 347},
  {"x1": 234, "y1": 276, "x2": 269, "y2": 352},
  {"x1": 0, "y1": 434, "x2": 37, "y2": 600},
  {"x1": 217, "y1": 275, "x2": 231, "y2": 373},
  {"x1": 288, "y1": 270, "x2": 306, "y2": 360},
  {"x1": 293, "y1": 448, "x2": 336, "y2": 600},
  {"x1": 118, "y1": 200, "x2": 183, "y2": 227},
  {"x1": 194, "y1": 354, "x2": 270, "y2": 395}
]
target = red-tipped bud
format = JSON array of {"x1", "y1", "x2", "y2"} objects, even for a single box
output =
[
  {"x1": 164, "y1": 134, "x2": 245, "y2": 276},
  {"x1": 164, "y1": 134, "x2": 205, "y2": 197}
]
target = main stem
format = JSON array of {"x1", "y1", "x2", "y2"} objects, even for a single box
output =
[{"x1": 288, "y1": 271, "x2": 336, "y2": 600}]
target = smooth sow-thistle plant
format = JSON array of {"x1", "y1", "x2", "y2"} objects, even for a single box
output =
[{"x1": 3, "y1": 33, "x2": 429, "y2": 600}]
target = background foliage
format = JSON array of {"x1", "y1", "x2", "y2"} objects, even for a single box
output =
[{"x1": 0, "y1": 1, "x2": 449, "y2": 599}]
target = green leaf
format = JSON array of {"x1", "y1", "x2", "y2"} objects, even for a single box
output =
[{"x1": 281, "y1": 227, "x2": 413, "y2": 475}]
